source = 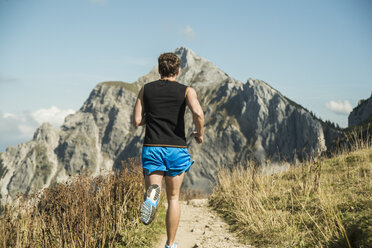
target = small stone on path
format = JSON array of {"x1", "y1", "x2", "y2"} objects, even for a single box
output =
[{"x1": 157, "y1": 199, "x2": 252, "y2": 248}]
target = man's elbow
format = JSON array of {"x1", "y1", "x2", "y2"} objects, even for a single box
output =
[
  {"x1": 194, "y1": 110, "x2": 204, "y2": 120},
  {"x1": 132, "y1": 117, "x2": 142, "y2": 127}
]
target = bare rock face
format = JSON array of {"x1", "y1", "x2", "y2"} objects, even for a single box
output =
[
  {"x1": 1, "y1": 123, "x2": 59, "y2": 200},
  {"x1": 348, "y1": 93, "x2": 372, "y2": 127},
  {"x1": 0, "y1": 47, "x2": 341, "y2": 202}
]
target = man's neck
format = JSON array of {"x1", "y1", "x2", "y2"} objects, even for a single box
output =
[{"x1": 161, "y1": 76, "x2": 177, "y2": 81}]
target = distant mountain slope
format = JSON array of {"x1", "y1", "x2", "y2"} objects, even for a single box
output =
[
  {"x1": 0, "y1": 47, "x2": 342, "y2": 202},
  {"x1": 349, "y1": 93, "x2": 372, "y2": 127},
  {"x1": 338, "y1": 93, "x2": 372, "y2": 148}
]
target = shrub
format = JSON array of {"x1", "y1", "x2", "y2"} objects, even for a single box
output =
[
  {"x1": 210, "y1": 146, "x2": 372, "y2": 247},
  {"x1": 0, "y1": 158, "x2": 166, "y2": 248}
]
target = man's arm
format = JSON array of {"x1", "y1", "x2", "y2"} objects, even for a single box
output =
[
  {"x1": 132, "y1": 86, "x2": 146, "y2": 127},
  {"x1": 186, "y1": 87, "x2": 204, "y2": 144}
]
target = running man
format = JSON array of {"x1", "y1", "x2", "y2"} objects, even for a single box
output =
[{"x1": 132, "y1": 52, "x2": 204, "y2": 248}]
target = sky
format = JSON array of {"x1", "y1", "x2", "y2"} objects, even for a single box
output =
[{"x1": 0, "y1": 0, "x2": 371, "y2": 151}]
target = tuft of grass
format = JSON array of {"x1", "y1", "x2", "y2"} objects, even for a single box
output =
[
  {"x1": 180, "y1": 188, "x2": 207, "y2": 201},
  {"x1": 210, "y1": 139, "x2": 372, "y2": 247},
  {"x1": 0, "y1": 158, "x2": 166, "y2": 248}
]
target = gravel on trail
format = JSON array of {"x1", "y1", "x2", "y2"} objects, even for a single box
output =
[{"x1": 157, "y1": 199, "x2": 253, "y2": 248}]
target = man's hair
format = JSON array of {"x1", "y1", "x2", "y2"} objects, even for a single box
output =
[{"x1": 158, "y1": 52, "x2": 181, "y2": 77}]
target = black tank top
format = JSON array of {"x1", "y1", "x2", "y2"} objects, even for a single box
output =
[{"x1": 143, "y1": 79, "x2": 188, "y2": 148}]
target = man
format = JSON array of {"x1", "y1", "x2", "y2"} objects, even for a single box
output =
[{"x1": 132, "y1": 52, "x2": 204, "y2": 248}]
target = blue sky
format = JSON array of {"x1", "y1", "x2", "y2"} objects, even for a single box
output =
[{"x1": 0, "y1": 0, "x2": 371, "y2": 151}]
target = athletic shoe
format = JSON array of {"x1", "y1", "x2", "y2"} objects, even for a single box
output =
[
  {"x1": 141, "y1": 184, "x2": 161, "y2": 225},
  {"x1": 164, "y1": 242, "x2": 178, "y2": 248}
]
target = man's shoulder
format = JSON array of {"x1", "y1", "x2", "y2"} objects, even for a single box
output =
[
  {"x1": 145, "y1": 80, "x2": 160, "y2": 86},
  {"x1": 174, "y1": 81, "x2": 188, "y2": 88},
  {"x1": 143, "y1": 80, "x2": 160, "y2": 90},
  {"x1": 145, "y1": 80, "x2": 187, "y2": 88}
]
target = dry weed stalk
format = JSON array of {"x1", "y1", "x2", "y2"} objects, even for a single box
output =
[
  {"x1": 0, "y1": 158, "x2": 159, "y2": 248},
  {"x1": 210, "y1": 133, "x2": 371, "y2": 247}
]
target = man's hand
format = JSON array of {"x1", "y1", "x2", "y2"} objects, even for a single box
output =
[
  {"x1": 133, "y1": 86, "x2": 145, "y2": 127},
  {"x1": 190, "y1": 131, "x2": 203, "y2": 144},
  {"x1": 186, "y1": 87, "x2": 204, "y2": 144}
]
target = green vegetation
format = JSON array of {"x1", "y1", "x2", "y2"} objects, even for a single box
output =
[
  {"x1": 355, "y1": 93, "x2": 371, "y2": 109},
  {"x1": 335, "y1": 118, "x2": 372, "y2": 153},
  {"x1": 0, "y1": 159, "x2": 166, "y2": 248},
  {"x1": 210, "y1": 137, "x2": 372, "y2": 247},
  {"x1": 344, "y1": 114, "x2": 372, "y2": 135},
  {"x1": 100, "y1": 81, "x2": 140, "y2": 94},
  {"x1": 126, "y1": 195, "x2": 166, "y2": 248}
]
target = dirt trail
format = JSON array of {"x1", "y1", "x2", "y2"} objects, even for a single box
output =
[{"x1": 157, "y1": 199, "x2": 253, "y2": 248}]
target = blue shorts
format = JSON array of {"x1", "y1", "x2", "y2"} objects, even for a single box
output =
[{"x1": 141, "y1": 146, "x2": 194, "y2": 177}]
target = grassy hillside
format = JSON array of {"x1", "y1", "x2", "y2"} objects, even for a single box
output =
[
  {"x1": 99, "y1": 81, "x2": 141, "y2": 94},
  {"x1": 210, "y1": 138, "x2": 372, "y2": 247},
  {"x1": 0, "y1": 159, "x2": 166, "y2": 248}
]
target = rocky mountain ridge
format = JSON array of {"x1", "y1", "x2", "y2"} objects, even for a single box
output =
[
  {"x1": 348, "y1": 93, "x2": 372, "y2": 127},
  {"x1": 0, "y1": 47, "x2": 341, "y2": 202}
]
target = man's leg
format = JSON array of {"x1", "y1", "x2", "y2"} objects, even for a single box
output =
[
  {"x1": 144, "y1": 171, "x2": 164, "y2": 190},
  {"x1": 165, "y1": 172, "x2": 185, "y2": 246},
  {"x1": 141, "y1": 171, "x2": 164, "y2": 225}
]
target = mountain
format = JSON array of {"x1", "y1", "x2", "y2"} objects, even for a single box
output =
[
  {"x1": 348, "y1": 93, "x2": 372, "y2": 127},
  {"x1": 0, "y1": 47, "x2": 342, "y2": 202}
]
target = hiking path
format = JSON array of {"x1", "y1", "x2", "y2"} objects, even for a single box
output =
[{"x1": 157, "y1": 199, "x2": 253, "y2": 248}]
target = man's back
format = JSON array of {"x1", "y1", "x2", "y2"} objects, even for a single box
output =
[
  {"x1": 132, "y1": 52, "x2": 204, "y2": 248},
  {"x1": 143, "y1": 79, "x2": 188, "y2": 148}
]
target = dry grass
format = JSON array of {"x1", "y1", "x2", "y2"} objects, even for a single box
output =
[
  {"x1": 180, "y1": 188, "x2": 207, "y2": 201},
  {"x1": 0, "y1": 158, "x2": 166, "y2": 248},
  {"x1": 210, "y1": 134, "x2": 372, "y2": 247}
]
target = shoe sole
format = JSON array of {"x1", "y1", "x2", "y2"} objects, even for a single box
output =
[{"x1": 141, "y1": 184, "x2": 161, "y2": 225}]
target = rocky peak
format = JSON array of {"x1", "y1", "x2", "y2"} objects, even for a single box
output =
[
  {"x1": 349, "y1": 92, "x2": 372, "y2": 127},
  {"x1": 0, "y1": 47, "x2": 342, "y2": 201},
  {"x1": 132, "y1": 47, "x2": 229, "y2": 89},
  {"x1": 174, "y1": 47, "x2": 228, "y2": 88},
  {"x1": 33, "y1": 122, "x2": 58, "y2": 146},
  {"x1": 174, "y1": 46, "x2": 195, "y2": 68}
]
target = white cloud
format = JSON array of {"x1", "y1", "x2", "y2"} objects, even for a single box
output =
[
  {"x1": 3, "y1": 113, "x2": 17, "y2": 118},
  {"x1": 1, "y1": 111, "x2": 38, "y2": 140},
  {"x1": 31, "y1": 106, "x2": 75, "y2": 127},
  {"x1": 0, "y1": 111, "x2": 38, "y2": 151},
  {"x1": 0, "y1": 107, "x2": 75, "y2": 151},
  {"x1": 325, "y1": 100, "x2": 353, "y2": 115},
  {"x1": 181, "y1": 25, "x2": 196, "y2": 40}
]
